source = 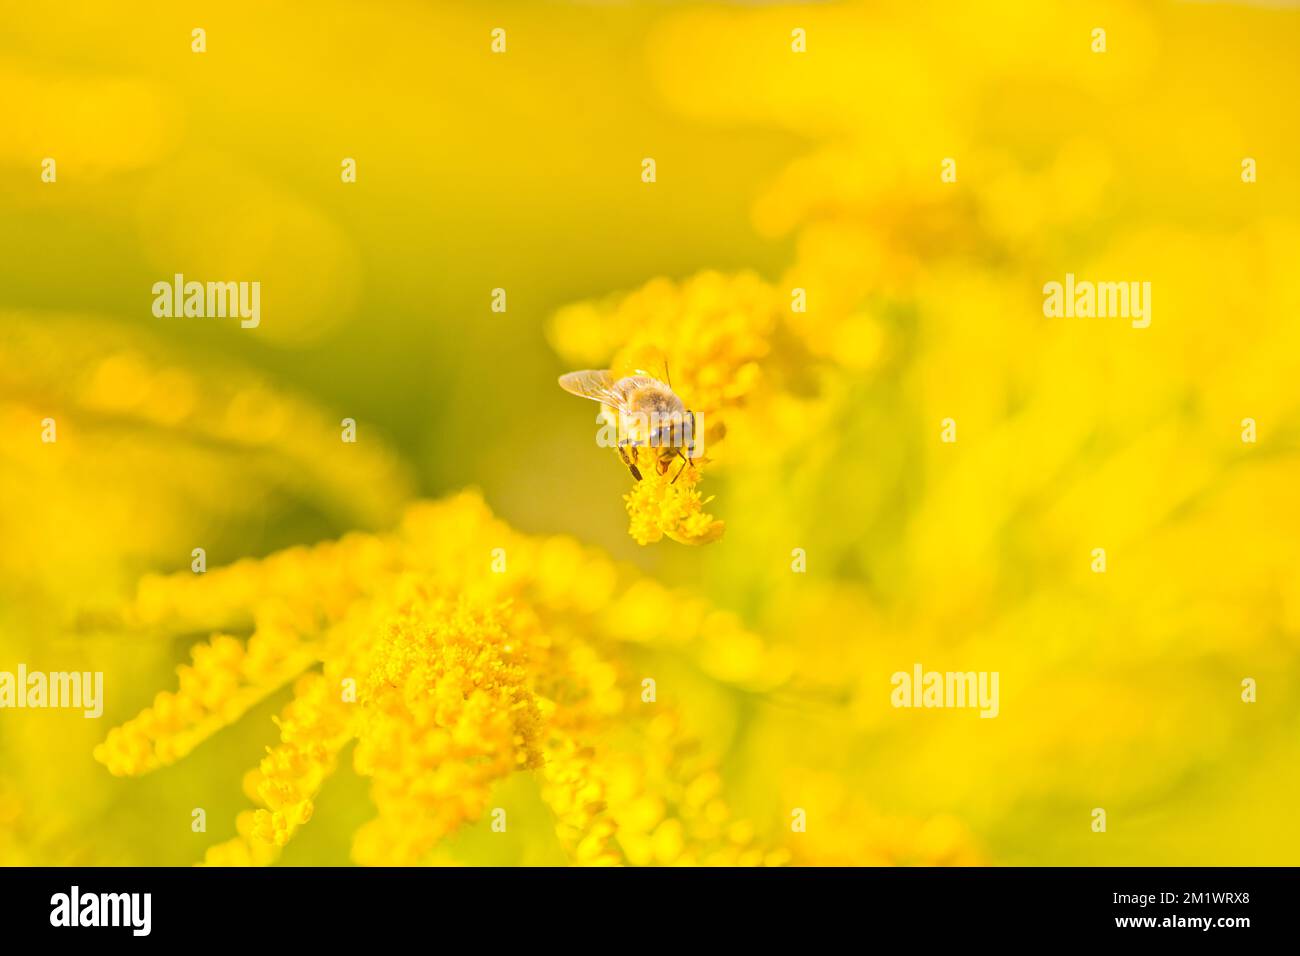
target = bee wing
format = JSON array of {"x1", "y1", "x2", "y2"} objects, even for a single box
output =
[
  {"x1": 631, "y1": 369, "x2": 670, "y2": 387},
  {"x1": 558, "y1": 369, "x2": 627, "y2": 409}
]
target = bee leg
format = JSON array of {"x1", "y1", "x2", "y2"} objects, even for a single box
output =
[
  {"x1": 618, "y1": 442, "x2": 642, "y2": 481},
  {"x1": 670, "y1": 451, "x2": 690, "y2": 485}
]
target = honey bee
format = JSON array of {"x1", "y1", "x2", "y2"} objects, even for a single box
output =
[{"x1": 558, "y1": 368, "x2": 698, "y2": 481}]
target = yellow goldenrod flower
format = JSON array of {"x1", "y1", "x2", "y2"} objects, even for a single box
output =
[
  {"x1": 97, "y1": 491, "x2": 789, "y2": 866},
  {"x1": 549, "y1": 272, "x2": 780, "y2": 427},
  {"x1": 549, "y1": 272, "x2": 795, "y2": 545},
  {"x1": 0, "y1": 311, "x2": 418, "y2": 866},
  {"x1": 623, "y1": 458, "x2": 723, "y2": 546},
  {"x1": 94, "y1": 621, "x2": 317, "y2": 776}
]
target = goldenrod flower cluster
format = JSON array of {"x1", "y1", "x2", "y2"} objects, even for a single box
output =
[
  {"x1": 96, "y1": 492, "x2": 794, "y2": 865},
  {"x1": 0, "y1": 310, "x2": 415, "y2": 865},
  {"x1": 550, "y1": 272, "x2": 794, "y2": 545}
]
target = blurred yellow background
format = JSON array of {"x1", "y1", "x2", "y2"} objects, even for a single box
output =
[{"x1": 1, "y1": 0, "x2": 1297, "y2": 865}]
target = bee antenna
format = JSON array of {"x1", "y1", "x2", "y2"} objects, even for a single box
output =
[{"x1": 664, "y1": 359, "x2": 672, "y2": 389}]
